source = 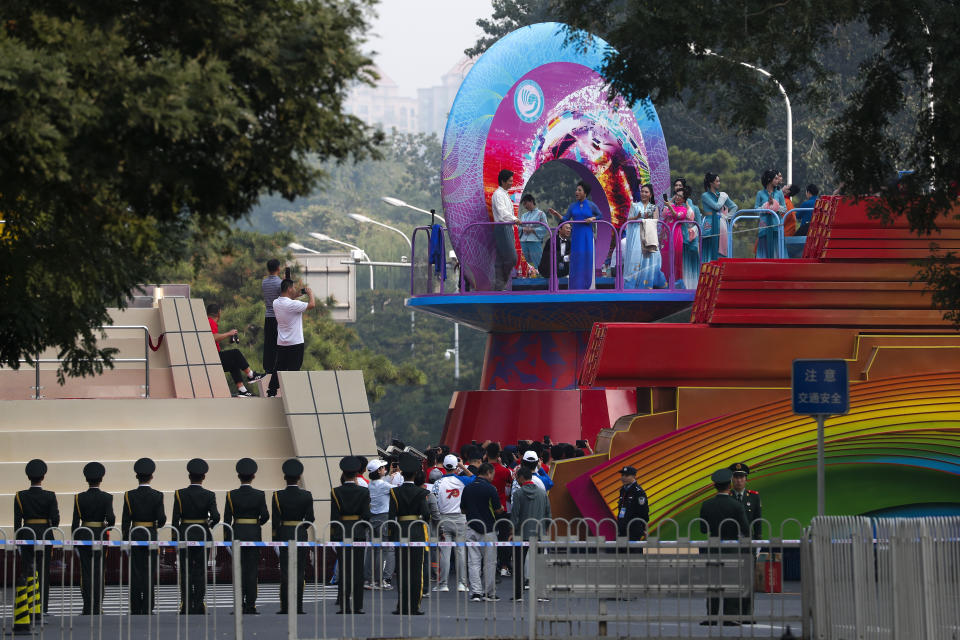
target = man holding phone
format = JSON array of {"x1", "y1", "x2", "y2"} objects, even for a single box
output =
[{"x1": 266, "y1": 279, "x2": 315, "y2": 398}]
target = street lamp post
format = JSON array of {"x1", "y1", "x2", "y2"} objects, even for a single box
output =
[
  {"x1": 287, "y1": 242, "x2": 321, "y2": 254},
  {"x1": 307, "y1": 232, "x2": 373, "y2": 291},
  {"x1": 347, "y1": 213, "x2": 416, "y2": 349},
  {"x1": 381, "y1": 196, "x2": 446, "y2": 225},
  {"x1": 699, "y1": 47, "x2": 793, "y2": 184}
]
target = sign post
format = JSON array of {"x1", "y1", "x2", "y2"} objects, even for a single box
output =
[{"x1": 791, "y1": 359, "x2": 850, "y2": 516}]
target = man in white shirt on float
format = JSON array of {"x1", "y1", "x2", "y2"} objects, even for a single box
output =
[
  {"x1": 266, "y1": 279, "x2": 314, "y2": 397},
  {"x1": 491, "y1": 169, "x2": 518, "y2": 291}
]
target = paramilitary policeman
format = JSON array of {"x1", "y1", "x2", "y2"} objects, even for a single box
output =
[
  {"x1": 699, "y1": 468, "x2": 750, "y2": 626},
  {"x1": 122, "y1": 457, "x2": 166, "y2": 615},
  {"x1": 330, "y1": 456, "x2": 371, "y2": 615},
  {"x1": 616, "y1": 466, "x2": 649, "y2": 542},
  {"x1": 71, "y1": 462, "x2": 115, "y2": 615},
  {"x1": 14, "y1": 459, "x2": 60, "y2": 615},
  {"x1": 729, "y1": 463, "x2": 762, "y2": 539},
  {"x1": 729, "y1": 462, "x2": 762, "y2": 620},
  {"x1": 272, "y1": 458, "x2": 315, "y2": 615},
  {"x1": 388, "y1": 453, "x2": 431, "y2": 616},
  {"x1": 223, "y1": 458, "x2": 269, "y2": 614},
  {"x1": 172, "y1": 458, "x2": 220, "y2": 614}
]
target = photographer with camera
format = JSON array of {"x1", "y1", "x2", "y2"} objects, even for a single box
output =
[
  {"x1": 266, "y1": 278, "x2": 315, "y2": 398},
  {"x1": 206, "y1": 303, "x2": 265, "y2": 397}
]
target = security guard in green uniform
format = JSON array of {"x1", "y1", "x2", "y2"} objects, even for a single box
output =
[
  {"x1": 330, "y1": 456, "x2": 371, "y2": 615},
  {"x1": 388, "y1": 453, "x2": 431, "y2": 616},
  {"x1": 14, "y1": 459, "x2": 60, "y2": 615},
  {"x1": 122, "y1": 457, "x2": 166, "y2": 615},
  {"x1": 729, "y1": 462, "x2": 762, "y2": 619},
  {"x1": 699, "y1": 468, "x2": 750, "y2": 626},
  {"x1": 728, "y1": 463, "x2": 762, "y2": 539},
  {"x1": 172, "y1": 458, "x2": 220, "y2": 614},
  {"x1": 272, "y1": 458, "x2": 315, "y2": 614},
  {"x1": 71, "y1": 462, "x2": 115, "y2": 615},
  {"x1": 223, "y1": 458, "x2": 269, "y2": 614},
  {"x1": 616, "y1": 466, "x2": 649, "y2": 542}
]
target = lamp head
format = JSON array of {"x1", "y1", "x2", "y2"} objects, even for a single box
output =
[
  {"x1": 381, "y1": 196, "x2": 406, "y2": 207},
  {"x1": 308, "y1": 232, "x2": 331, "y2": 242},
  {"x1": 348, "y1": 213, "x2": 372, "y2": 223}
]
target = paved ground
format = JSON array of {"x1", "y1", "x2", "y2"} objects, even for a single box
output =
[{"x1": 2, "y1": 583, "x2": 803, "y2": 638}]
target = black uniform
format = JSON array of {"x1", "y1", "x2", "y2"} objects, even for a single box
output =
[
  {"x1": 699, "y1": 492, "x2": 750, "y2": 621},
  {"x1": 388, "y1": 482, "x2": 430, "y2": 615},
  {"x1": 330, "y1": 481, "x2": 371, "y2": 613},
  {"x1": 224, "y1": 484, "x2": 269, "y2": 613},
  {"x1": 172, "y1": 484, "x2": 220, "y2": 613},
  {"x1": 616, "y1": 481, "x2": 649, "y2": 541},
  {"x1": 122, "y1": 484, "x2": 166, "y2": 614},
  {"x1": 71, "y1": 484, "x2": 115, "y2": 614},
  {"x1": 14, "y1": 485, "x2": 60, "y2": 614},
  {"x1": 272, "y1": 485, "x2": 315, "y2": 613}
]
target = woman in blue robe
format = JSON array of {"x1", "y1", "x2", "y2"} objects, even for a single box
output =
[
  {"x1": 623, "y1": 184, "x2": 664, "y2": 289},
  {"x1": 549, "y1": 181, "x2": 600, "y2": 290},
  {"x1": 754, "y1": 169, "x2": 786, "y2": 259},
  {"x1": 700, "y1": 172, "x2": 739, "y2": 262}
]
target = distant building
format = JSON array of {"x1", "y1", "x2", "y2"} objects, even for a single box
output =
[
  {"x1": 344, "y1": 66, "x2": 419, "y2": 134},
  {"x1": 344, "y1": 57, "x2": 476, "y2": 137},
  {"x1": 417, "y1": 56, "x2": 476, "y2": 137}
]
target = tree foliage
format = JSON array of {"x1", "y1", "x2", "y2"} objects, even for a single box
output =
[
  {"x1": 471, "y1": 0, "x2": 960, "y2": 322},
  {"x1": 0, "y1": 0, "x2": 381, "y2": 377}
]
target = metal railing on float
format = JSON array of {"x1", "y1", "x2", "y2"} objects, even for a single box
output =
[{"x1": 410, "y1": 218, "x2": 718, "y2": 295}]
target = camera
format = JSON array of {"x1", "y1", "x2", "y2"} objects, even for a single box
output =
[
  {"x1": 284, "y1": 267, "x2": 291, "y2": 280},
  {"x1": 576, "y1": 439, "x2": 587, "y2": 449},
  {"x1": 230, "y1": 333, "x2": 240, "y2": 344}
]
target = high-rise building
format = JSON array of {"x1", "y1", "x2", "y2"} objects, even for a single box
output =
[
  {"x1": 344, "y1": 66, "x2": 419, "y2": 134},
  {"x1": 417, "y1": 56, "x2": 476, "y2": 137}
]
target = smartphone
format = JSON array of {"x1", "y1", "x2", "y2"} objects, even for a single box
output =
[{"x1": 576, "y1": 439, "x2": 588, "y2": 449}]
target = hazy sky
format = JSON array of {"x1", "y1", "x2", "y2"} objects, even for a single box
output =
[{"x1": 365, "y1": 0, "x2": 493, "y2": 98}]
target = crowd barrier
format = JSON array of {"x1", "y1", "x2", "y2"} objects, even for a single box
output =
[
  {"x1": 0, "y1": 517, "x2": 820, "y2": 639},
  {"x1": 16, "y1": 516, "x2": 958, "y2": 639}
]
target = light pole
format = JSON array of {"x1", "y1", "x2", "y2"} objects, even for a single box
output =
[
  {"x1": 699, "y1": 47, "x2": 793, "y2": 184},
  {"x1": 287, "y1": 242, "x2": 321, "y2": 254},
  {"x1": 307, "y1": 232, "x2": 374, "y2": 291},
  {"x1": 347, "y1": 214, "x2": 416, "y2": 349},
  {"x1": 348, "y1": 213, "x2": 413, "y2": 250},
  {"x1": 381, "y1": 196, "x2": 446, "y2": 225},
  {"x1": 444, "y1": 322, "x2": 460, "y2": 380}
]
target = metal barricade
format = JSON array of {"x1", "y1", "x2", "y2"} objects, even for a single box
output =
[
  {"x1": 729, "y1": 209, "x2": 785, "y2": 259},
  {"x1": 783, "y1": 207, "x2": 813, "y2": 257},
  {"x1": 616, "y1": 219, "x2": 672, "y2": 290},
  {"x1": 0, "y1": 517, "x2": 833, "y2": 639}
]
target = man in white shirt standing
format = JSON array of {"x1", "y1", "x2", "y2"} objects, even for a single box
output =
[
  {"x1": 266, "y1": 279, "x2": 315, "y2": 397},
  {"x1": 431, "y1": 454, "x2": 474, "y2": 592},
  {"x1": 491, "y1": 169, "x2": 518, "y2": 290}
]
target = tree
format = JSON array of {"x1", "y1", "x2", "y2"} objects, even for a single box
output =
[
  {"x1": 478, "y1": 0, "x2": 958, "y2": 320},
  {"x1": 0, "y1": 0, "x2": 382, "y2": 378}
]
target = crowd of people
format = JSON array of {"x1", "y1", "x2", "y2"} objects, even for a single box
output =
[
  {"x1": 12, "y1": 447, "x2": 763, "y2": 621},
  {"x1": 490, "y1": 167, "x2": 821, "y2": 291}
]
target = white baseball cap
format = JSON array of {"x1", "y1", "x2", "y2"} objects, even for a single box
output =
[
  {"x1": 366, "y1": 459, "x2": 388, "y2": 473},
  {"x1": 443, "y1": 454, "x2": 459, "y2": 469},
  {"x1": 522, "y1": 450, "x2": 539, "y2": 463}
]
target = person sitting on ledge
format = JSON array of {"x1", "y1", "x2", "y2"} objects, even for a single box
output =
[{"x1": 206, "y1": 303, "x2": 265, "y2": 397}]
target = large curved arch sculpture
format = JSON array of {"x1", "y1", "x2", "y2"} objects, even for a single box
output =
[{"x1": 442, "y1": 22, "x2": 670, "y2": 290}]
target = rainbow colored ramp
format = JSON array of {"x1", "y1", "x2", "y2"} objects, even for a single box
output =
[{"x1": 554, "y1": 197, "x2": 960, "y2": 530}]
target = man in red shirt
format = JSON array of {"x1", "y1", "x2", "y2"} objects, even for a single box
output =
[
  {"x1": 484, "y1": 442, "x2": 513, "y2": 578},
  {"x1": 207, "y1": 304, "x2": 265, "y2": 397}
]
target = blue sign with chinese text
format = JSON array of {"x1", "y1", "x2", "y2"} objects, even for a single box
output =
[{"x1": 792, "y1": 359, "x2": 849, "y2": 415}]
